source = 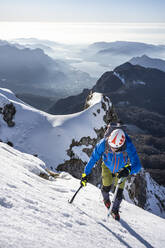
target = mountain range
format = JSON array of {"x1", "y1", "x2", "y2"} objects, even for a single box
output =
[
  {"x1": 81, "y1": 41, "x2": 165, "y2": 70},
  {"x1": 10, "y1": 39, "x2": 165, "y2": 76},
  {"x1": 0, "y1": 40, "x2": 95, "y2": 102},
  {"x1": 1, "y1": 39, "x2": 165, "y2": 112},
  {"x1": 129, "y1": 54, "x2": 165, "y2": 72},
  {"x1": 91, "y1": 41, "x2": 165, "y2": 56}
]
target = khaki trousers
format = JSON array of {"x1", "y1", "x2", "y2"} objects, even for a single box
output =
[{"x1": 101, "y1": 162, "x2": 126, "y2": 189}]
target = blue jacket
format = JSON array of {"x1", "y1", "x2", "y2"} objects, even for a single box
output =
[{"x1": 84, "y1": 133, "x2": 141, "y2": 175}]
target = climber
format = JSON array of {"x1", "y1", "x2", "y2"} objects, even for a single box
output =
[{"x1": 81, "y1": 124, "x2": 141, "y2": 220}]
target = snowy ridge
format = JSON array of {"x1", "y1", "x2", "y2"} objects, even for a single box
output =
[
  {"x1": 87, "y1": 92, "x2": 103, "y2": 106},
  {"x1": 0, "y1": 142, "x2": 165, "y2": 248},
  {"x1": 0, "y1": 88, "x2": 109, "y2": 169}
]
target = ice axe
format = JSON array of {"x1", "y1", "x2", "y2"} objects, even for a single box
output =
[
  {"x1": 68, "y1": 184, "x2": 83, "y2": 204},
  {"x1": 107, "y1": 177, "x2": 125, "y2": 219}
]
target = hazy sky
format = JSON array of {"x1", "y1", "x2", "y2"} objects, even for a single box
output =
[{"x1": 0, "y1": 0, "x2": 165, "y2": 23}]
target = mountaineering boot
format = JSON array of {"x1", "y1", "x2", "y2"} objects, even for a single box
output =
[
  {"x1": 111, "y1": 210, "x2": 120, "y2": 221},
  {"x1": 101, "y1": 185, "x2": 111, "y2": 209},
  {"x1": 103, "y1": 198, "x2": 111, "y2": 209}
]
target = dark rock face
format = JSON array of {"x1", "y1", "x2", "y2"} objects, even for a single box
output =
[
  {"x1": 57, "y1": 158, "x2": 102, "y2": 186},
  {"x1": 93, "y1": 71, "x2": 122, "y2": 92},
  {"x1": 49, "y1": 89, "x2": 90, "y2": 115},
  {"x1": 16, "y1": 93, "x2": 57, "y2": 112},
  {"x1": 104, "y1": 63, "x2": 165, "y2": 116},
  {"x1": 147, "y1": 169, "x2": 165, "y2": 186},
  {"x1": 125, "y1": 171, "x2": 147, "y2": 209},
  {"x1": 116, "y1": 106, "x2": 165, "y2": 137},
  {"x1": 2, "y1": 103, "x2": 16, "y2": 127}
]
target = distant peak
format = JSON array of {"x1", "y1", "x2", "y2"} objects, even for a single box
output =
[
  {"x1": 141, "y1": 54, "x2": 149, "y2": 59},
  {"x1": 114, "y1": 62, "x2": 133, "y2": 72}
]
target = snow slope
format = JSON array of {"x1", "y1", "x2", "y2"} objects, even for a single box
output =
[
  {"x1": 0, "y1": 142, "x2": 165, "y2": 248},
  {"x1": 0, "y1": 88, "x2": 110, "y2": 169}
]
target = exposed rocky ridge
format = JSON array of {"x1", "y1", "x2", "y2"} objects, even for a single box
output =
[{"x1": 49, "y1": 89, "x2": 90, "y2": 115}]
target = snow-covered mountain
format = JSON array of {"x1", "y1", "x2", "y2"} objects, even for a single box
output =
[
  {"x1": 129, "y1": 54, "x2": 165, "y2": 72},
  {"x1": 0, "y1": 87, "x2": 165, "y2": 220},
  {"x1": 0, "y1": 141, "x2": 165, "y2": 248},
  {"x1": 0, "y1": 88, "x2": 112, "y2": 169}
]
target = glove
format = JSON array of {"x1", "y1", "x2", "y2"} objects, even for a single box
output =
[
  {"x1": 117, "y1": 165, "x2": 131, "y2": 179},
  {"x1": 81, "y1": 173, "x2": 88, "y2": 187}
]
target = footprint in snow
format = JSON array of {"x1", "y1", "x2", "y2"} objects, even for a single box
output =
[
  {"x1": 51, "y1": 187, "x2": 68, "y2": 193},
  {"x1": 7, "y1": 183, "x2": 17, "y2": 189},
  {"x1": 64, "y1": 222, "x2": 72, "y2": 228},
  {"x1": 22, "y1": 180, "x2": 33, "y2": 187},
  {"x1": 0, "y1": 197, "x2": 13, "y2": 209},
  {"x1": 23, "y1": 198, "x2": 38, "y2": 205},
  {"x1": 28, "y1": 205, "x2": 40, "y2": 212},
  {"x1": 76, "y1": 220, "x2": 86, "y2": 226},
  {"x1": 62, "y1": 213, "x2": 70, "y2": 218}
]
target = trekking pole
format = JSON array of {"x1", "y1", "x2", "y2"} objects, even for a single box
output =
[
  {"x1": 107, "y1": 177, "x2": 125, "y2": 219},
  {"x1": 68, "y1": 184, "x2": 83, "y2": 204}
]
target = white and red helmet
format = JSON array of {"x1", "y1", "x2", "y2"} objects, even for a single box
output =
[{"x1": 108, "y1": 129, "x2": 125, "y2": 148}]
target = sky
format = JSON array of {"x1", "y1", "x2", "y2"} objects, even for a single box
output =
[
  {"x1": 0, "y1": 22, "x2": 165, "y2": 45},
  {"x1": 0, "y1": 1, "x2": 165, "y2": 44},
  {"x1": 0, "y1": 0, "x2": 165, "y2": 23}
]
